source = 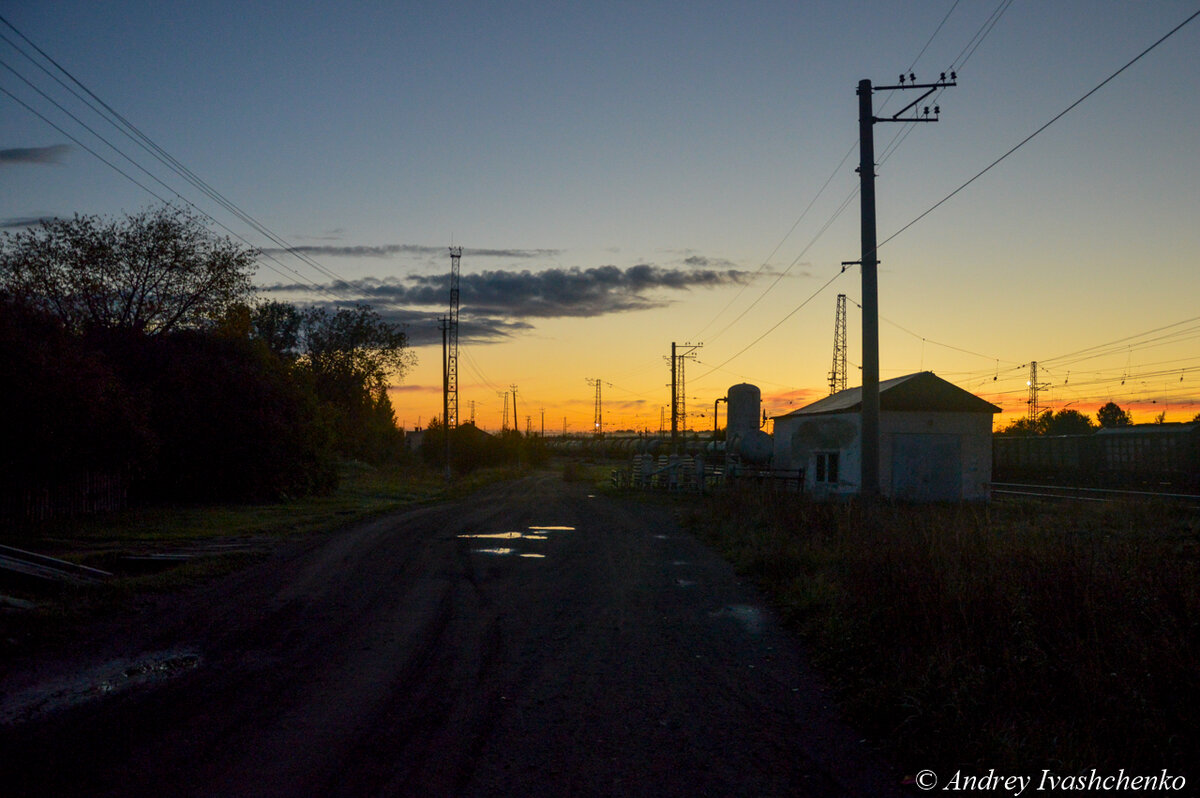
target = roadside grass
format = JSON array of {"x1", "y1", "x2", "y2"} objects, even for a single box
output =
[
  {"x1": 1, "y1": 462, "x2": 514, "y2": 641},
  {"x1": 561, "y1": 459, "x2": 617, "y2": 488},
  {"x1": 680, "y1": 489, "x2": 1200, "y2": 778}
]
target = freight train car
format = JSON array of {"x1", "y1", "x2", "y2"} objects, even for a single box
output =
[{"x1": 993, "y1": 422, "x2": 1200, "y2": 492}]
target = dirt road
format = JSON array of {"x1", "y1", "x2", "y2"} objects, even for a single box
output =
[{"x1": 0, "y1": 473, "x2": 902, "y2": 797}]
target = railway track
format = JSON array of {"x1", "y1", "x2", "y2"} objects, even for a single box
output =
[{"x1": 991, "y1": 482, "x2": 1200, "y2": 507}]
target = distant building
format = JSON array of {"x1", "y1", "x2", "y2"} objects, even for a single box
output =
[{"x1": 772, "y1": 371, "x2": 1001, "y2": 501}]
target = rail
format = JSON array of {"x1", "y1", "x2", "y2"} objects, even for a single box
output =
[{"x1": 991, "y1": 482, "x2": 1200, "y2": 504}]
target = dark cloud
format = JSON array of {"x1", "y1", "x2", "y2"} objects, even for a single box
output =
[
  {"x1": 259, "y1": 244, "x2": 560, "y2": 259},
  {"x1": 262, "y1": 263, "x2": 751, "y2": 347},
  {"x1": 0, "y1": 145, "x2": 70, "y2": 165},
  {"x1": 1, "y1": 216, "x2": 59, "y2": 229},
  {"x1": 295, "y1": 301, "x2": 534, "y2": 347},
  {"x1": 265, "y1": 264, "x2": 749, "y2": 320},
  {"x1": 683, "y1": 254, "x2": 737, "y2": 270}
]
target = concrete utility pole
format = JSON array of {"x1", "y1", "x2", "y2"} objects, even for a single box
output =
[{"x1": 856, "y1": 71, "x2": 955, "y2": 498}]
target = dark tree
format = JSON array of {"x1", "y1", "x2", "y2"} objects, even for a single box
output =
[
  {"x1": 296, "y1": 304, "x2": 416, "y2": 461},
  {"x1": 999, "y1": 409, "x2": 1095, "y2": 436},
  {"x1": 997, "y1": 412, "x2": 1050, "y2": 436},
  {"x1": 123, "y1": 330, "x2": 335, "y2": 501},
  {"x1": 251, "y1": 300, "x2": 303, "y2": 359},
  {"x1": 0, "y1": 205, "x2": 255, "y2": 335},
  {"x1": 1096, "y1": 401, "x2": 1133, "y2": 428},
  {"x1": 0, "y1": 295, "x2": 151, "y2": 486},
  {"x1": 1044, "y1": 409, "x2": 1096, "y2": 435}
]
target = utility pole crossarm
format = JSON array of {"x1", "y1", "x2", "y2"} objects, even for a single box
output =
[{"x1": 873, "y1": 73, "x2": 957, "y2": 122}]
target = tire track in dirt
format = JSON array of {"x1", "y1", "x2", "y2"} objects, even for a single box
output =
[{"x1": 0, "y1": 473, "x2": 902, "y2": 797}]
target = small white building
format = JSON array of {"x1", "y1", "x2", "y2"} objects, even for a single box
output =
[{"x1": 772, "y1": 371, "x2": 1001, "y2": 501}]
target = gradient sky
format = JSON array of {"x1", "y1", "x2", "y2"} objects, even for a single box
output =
[{"x1": 3, "y1": 1, "x2": 1198, "y2": 434}]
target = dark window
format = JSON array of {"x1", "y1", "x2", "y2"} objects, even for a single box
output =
[{"x1": 815, "y1": 452, "x2": 839, "y2": 484}]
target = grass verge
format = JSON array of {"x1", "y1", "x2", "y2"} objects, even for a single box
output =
[
  {"x1": 680, "y1": 488, "x2": 1200, "y2": 778},
  {"x1": 1, "y1": 461, "x2": 514, "y2": 646}
]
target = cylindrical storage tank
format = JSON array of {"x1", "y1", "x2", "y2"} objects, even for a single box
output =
[
  {"x1": 729, "y1": 429, "x2": 773, "y2": 465},
  {"x1": 726, "y1": 383, "x2": 761, "y2": 437}
]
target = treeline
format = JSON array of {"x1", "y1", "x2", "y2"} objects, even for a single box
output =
[
  {"x1": 418, "y1": 420, "x2": 549, "y2": 473},
  {"x1": 0, "y1": 206, "x2": 415, "y2": 511},
  {"x1": 997, "y1": 401, "x2": 1200, "y2": 436}
]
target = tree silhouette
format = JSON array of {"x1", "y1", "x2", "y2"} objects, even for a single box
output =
[
  {"x1": 295, "y1": 304, "x2": 415, "y2": 461},
  {"x1": 0, "y1": 205, "x2": 255, "y2": 335},
  {"x1": 998, "y1": 409, "x2": 1096, "y2": 436},
  {"x1": 1096, "y1": 401, "x2": 1133, "y2": 428}
]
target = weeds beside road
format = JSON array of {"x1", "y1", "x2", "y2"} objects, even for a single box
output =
[
  {"x1": 1, "y1": 462, "x2": 515, "y2": 647},
  {"x1": 680, "y1": 490, "x2": 1200, "y2": 780}
]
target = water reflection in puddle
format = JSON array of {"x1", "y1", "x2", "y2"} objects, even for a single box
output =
[
  {"x1": 470, "y1": 547, "x2": 550, "y2": 559},
  {"x1": 460, "y1": 526, "x2": 572, "y2": 559}
]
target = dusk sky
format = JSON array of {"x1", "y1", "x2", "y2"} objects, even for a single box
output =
[{"x1": 3, "y1": 1, "x2": 1198, "y2": 433}]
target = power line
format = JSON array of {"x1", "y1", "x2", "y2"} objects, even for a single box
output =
[
  {"x1": 691, "y1": 140, "x2": 858, "y2": 342},
  {"x1": 0, "y1": 13, "x2": 357, "y2": 299},
  {"x1": 704, "y1": 186, "x2": 858, "y2": 345},
  {"x1": 877, "y1": 7, "x2": 1200, "y2": 254},
  {"x1": 0, "y1": 83, "x2": 347, "y2": 304},
  {"x1": 842, "y1": 294, "x2": 1020, "y2": 366},
  {"x1": 693, "y1": 267, "x2": 848, "y2": 384},
  {"x1": 693, "y1": 1, "x2": 1004, "y2": 351}
]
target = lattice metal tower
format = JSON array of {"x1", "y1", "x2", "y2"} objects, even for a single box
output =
[
  {"x1": 828, "y1": 293, "x2": 848, "y2": 395},
  {"x1": 1027, "y1": 361, "x2": 1048, "y2": 422},
  {"x1": 670, "y1": 342, "x2": 701, "y2": 444},
  {"x1": 586, "y1": 378, "x2": 603, "y2": 437},
  {"x1": 447, "y1": 247, "x2": 462, "y2": 429},
  {"x1": 499, "y1": 390, "x2": 510, "y2": 432}
]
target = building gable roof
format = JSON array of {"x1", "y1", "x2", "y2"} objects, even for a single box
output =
[{"x1": 773, "y1": 371, "x2": 1001, "y2": 419}]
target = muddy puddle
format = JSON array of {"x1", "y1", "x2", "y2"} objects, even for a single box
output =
[
  {"x1": 458, "y1": 526, "x2": 574, "y2": 559},
  {"x1": 0, "y1": 649, "x2": 201, "y2": 725}
]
